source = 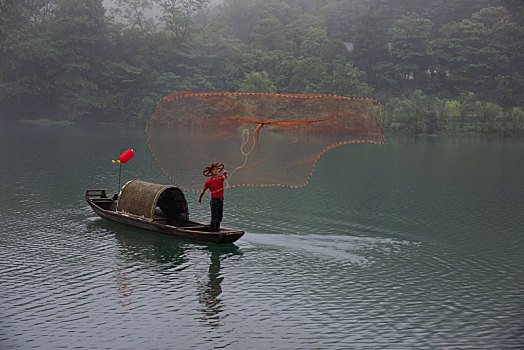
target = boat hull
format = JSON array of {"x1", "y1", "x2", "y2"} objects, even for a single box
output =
[{"x1": 86, "y1": 193, "x2": 244, "y2": 244}]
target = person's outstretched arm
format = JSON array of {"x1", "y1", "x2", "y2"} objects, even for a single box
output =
[{"x1": 198, "y1": 186, "x2": 207, "y2": 203}]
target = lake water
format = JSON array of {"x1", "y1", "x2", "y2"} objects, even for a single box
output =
[{"x1": 1, "y1": 122, "x2": 523, "y2": 349}]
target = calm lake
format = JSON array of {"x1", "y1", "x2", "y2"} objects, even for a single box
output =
[{"x1": 1, "y1": 122, "x2": 523, "y2": 349}]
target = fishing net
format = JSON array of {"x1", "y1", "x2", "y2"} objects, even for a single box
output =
[{"x1": 146, "y1": 92, "x2": 384, "y2": 192}]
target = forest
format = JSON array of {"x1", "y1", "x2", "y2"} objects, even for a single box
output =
[{"x1": 1, "y1": 0, "x2": 523, "y2": 136}]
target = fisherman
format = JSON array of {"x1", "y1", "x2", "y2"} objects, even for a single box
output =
[{"x1": 198, "y1": 162, "x2": 228, "y2": 232}]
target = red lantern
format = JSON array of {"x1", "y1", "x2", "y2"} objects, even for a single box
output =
[{"x1": 113, "y1": 149, "x2": 135, "y2": 164}]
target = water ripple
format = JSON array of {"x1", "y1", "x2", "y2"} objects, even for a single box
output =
[{"x1": 1, "y1": 126, "x2": 523, "y2": 349}]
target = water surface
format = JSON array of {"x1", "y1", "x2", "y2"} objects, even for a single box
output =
[{"x1": 1, "y1": 123, "x2": 523, "y2": 349}]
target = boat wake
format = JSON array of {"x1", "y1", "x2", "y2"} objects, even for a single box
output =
[{"x1": 241, "y1": 231, "x2": 416, "y2": 266}]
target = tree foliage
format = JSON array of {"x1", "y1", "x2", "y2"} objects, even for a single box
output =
[{"x1": 0, "y1": 0, "x2": 522, "y2": 135}]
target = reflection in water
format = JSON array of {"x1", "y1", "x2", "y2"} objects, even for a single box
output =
[
  {"x1": 109, "y1": 223, "x2": 189, "y2": 269},
  {"x1": 199, "y1": 249, "x2": 223, "y2": 327},
  {"x1": 113, "y1": 267, "x2": 133, "y2": 337},
  {"x1": 197, "y1": 245, "x2": 240, "y2": 328},
  {"x1": 92, "y1": 220, "x2": 241, "y2": 329}
]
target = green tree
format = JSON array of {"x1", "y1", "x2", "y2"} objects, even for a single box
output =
[
  {"x1": 242, "y1": 49, "x2": 282, "y2": 73},
  {"x1": 422, "y1": 0, "x2": 510, "y2": 27},
  {"x1": 49, "y1": 0, "x2": 109, "y2": 120},
  {"x1": 321, "y1": 63, "x2": 373, "y2": 97},
  {"x1": 351, "y1": 1, "x2": 395, "y2": 93},
  {"x1": 274, "y1": 56, "x2": 298, "y2": 92},
  {"x1": 288, "y1": 57, "x2": 328, "y2": 93},
  {"x1": 238, "y1": 71, "x2": 276, "y2": 93},
  {"x1": 471, "y1": 6, "x2": 524, "y2": 105},
  {"x1": 218, "y1": 0, "x2": 292, "y2": 45},
  {"x1": 508, "y1": 107, "x2": 524, "y2": 136},
  {"x1": 321, "y1": 0, "x2": 367, "y2": 40},
  {"x1": 299, "y1": 27, "x2": 328, "y2": 57},
  {"x1": 430, "y1": 8, "x2": 515, "y2": 101},
  {"x1": 321, "y1": 39, "x2": 349, "y2": 67},
  {"x1": 390, "y1": 14, "x2": 433, "y2": 90},
  {"x1": 155, "y1": 0, "x2": 209, "y2": 46},
  {"x1": 385, "y1": 90, "x2": 430, "y2": 134},
  {"x1": 284, "y1": 13, "x2": 324, "y2": 49},
  {"x1": 110, "y1": 0, "x2": 156, "y2": 37},
  {"x1": 195, "y1": 32, "x2": 245, "y2": 91},
  {"x1": 250, "y1": 13, "x2": 291, "y2": 51},
  {"x1": 0, "y1": 0, "x2": 59, "y2": 118}
]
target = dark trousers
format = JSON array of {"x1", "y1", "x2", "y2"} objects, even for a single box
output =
[{"x1": 210, "y1": 198, "x2": 223, "y2": 232}]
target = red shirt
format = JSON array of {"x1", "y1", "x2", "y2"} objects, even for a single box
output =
[{"x1": 204, "y1": 175, "x2": 225, "y2": 199}]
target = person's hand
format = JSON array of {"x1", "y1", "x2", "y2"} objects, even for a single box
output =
[{"x1": 198, "y1": 196, "x2": 202, "y2": 203}]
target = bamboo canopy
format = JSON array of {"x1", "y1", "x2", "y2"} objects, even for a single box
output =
[{"x1": 117, "y1": 179, "x2": 188, "y2": 220}]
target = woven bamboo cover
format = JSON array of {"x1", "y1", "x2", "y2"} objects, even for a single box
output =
[{"x1": 117, "y1": 180, "x2": 171, "y2": 219}]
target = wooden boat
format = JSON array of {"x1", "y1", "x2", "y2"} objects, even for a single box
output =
[{"x1": 86, "y1": 179, "x2": 244, "y2": 244}]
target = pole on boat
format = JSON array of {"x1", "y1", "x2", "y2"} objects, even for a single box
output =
[
  {"x1": 118, "y1": 150, "x2": 122, "y2": 193},
  {"x1": 112, "y1": 148, "x2": 135, "y2": 194}
]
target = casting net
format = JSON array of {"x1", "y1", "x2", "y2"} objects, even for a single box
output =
[{"x1": 146, "y1": 92, "x2": 384, "y2": 192}]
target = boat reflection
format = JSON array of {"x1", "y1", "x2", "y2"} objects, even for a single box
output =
[
  {"x1": 111, "y1": 225, "x2": 189, "y2": 269},
  {"x1": 87, "y1": 220, "x2": 241, "y2": 328}
]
